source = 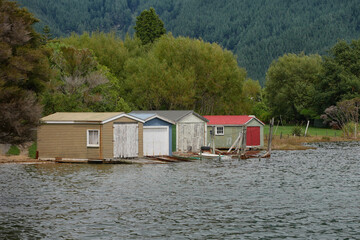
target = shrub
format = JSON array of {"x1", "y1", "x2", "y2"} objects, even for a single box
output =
[
  {"x1": 6, "y1": 145, "x2": 20, "y2": 156},
  {"x1": 291, "y1": 126, "x2": 303, "y2": 136},
  {"x1": 321, "y1": 136, "x2": 330, "y2": 141},
  {"x1": 28, "y1": 142, "x2": 37, "y2": 159},
  {"x1": 342, "y1": 122, "x2": 358, "y2": 138}
]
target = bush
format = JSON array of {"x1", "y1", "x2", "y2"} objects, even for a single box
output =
[
  {"x1": 321, "y1": 136, "x2": 330, "y2": 141},
  {"x1": 343, "y1": 122, "x2": 358, "y2": 138},
  {"x1": 6, "y1": 145, "x2": 20, "y2": 156},
  {"x1": 291, "y1": 126, "x2": 303, "y2": 136},
  {"x1": 28, "y1": 142, "x2": 37, "y2": 159}
]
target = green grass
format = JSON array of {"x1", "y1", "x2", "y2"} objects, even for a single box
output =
[
  {"x1": 28, "y1": 142, "x2": 37, "y2": 159},
  {"x1": 6, "y1": 145, "x2": 20, "y2": 156},
  {"x1": 264, "y1": 125, "x2": 343, "y2": 137}
]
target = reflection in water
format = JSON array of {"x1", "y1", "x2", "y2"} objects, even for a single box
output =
[{"x1": 1, "y1": 141, "x2": 360, "y2": 239}]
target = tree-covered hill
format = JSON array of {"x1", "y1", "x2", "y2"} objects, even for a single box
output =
[{"x1": 16, "y1": 0, "x2": 360, "y2": 84}]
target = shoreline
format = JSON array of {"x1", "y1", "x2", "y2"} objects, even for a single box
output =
[
  {"x1": 1, "y1": 137, "x2": 358, "y2": 164},
  {"x1": 267, "y1": 135, "x2": 360, "y2": 150}
]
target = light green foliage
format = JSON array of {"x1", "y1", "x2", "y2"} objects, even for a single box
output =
[
  {"x1": 61, "y1": 32, "x2": 143, "y2": 80},
  {"x1": 41, "y1": 42, "x2": 131, "y2": 114},
  {"x1": 240, "y1": 79, "x2": 262, "y2": 114},
  {"x1": 342, "y1": 122, "x2": 358, "y2": 138},
  {"x1": 314, "y1": 39, "x2": 360, "y2": 113},
  {"x1": 124, "y1": 34, "x2": 246, "y2": 114},
  {"x1": 265, "y1": 53, "x2": 322, "y2": 122},
  {"x1": 134, "y1": 8, "x2": 166, "y2": 45},
  {"x1": 7, "y1": 145, "x2": 20, "y2": 156}
]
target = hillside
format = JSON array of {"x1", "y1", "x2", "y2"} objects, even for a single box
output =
[{"x1": 16, "y1": 0, "x2": 360, "y2": 84}]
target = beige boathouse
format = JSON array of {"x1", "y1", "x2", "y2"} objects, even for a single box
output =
[{"x1": 38, "y1": 112, "x2": 145, "y2": 161}]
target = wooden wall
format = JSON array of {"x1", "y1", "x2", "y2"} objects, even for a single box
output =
[{"x1": 38, "y1": 124, "x2": 101, "y2": 159}]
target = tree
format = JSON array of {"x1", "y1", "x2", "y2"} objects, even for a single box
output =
[
  {"x1": 0, "y1": 0, "x2": 50, "y2": 144},
  {"x1": 134, "y1": 7, "x2": 166, "y2": 45},
  {"x1": 265, "y1": 53, "x2": 322, "y2": 122},
  {"x1": 124, "y1": 34, "x2": 246, "y2": 114},
  {"x1": 314, "y1": 39, "x2": 360, "y2": 114},
  {"x1": 41, "y1": 42, "x2": 131, "y2": 115}
]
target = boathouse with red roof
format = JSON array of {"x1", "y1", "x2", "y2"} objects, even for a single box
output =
[{"x1": 203, "y1": 115, "x2": 264, "y2": 149}]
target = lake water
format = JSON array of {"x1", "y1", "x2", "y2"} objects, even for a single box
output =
[{"x1": 1, "y1": 142, "x2": 360, "y2": 239}]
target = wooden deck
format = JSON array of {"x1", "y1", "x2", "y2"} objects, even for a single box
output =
[{"x1": 54, "y1": 155, "x2": 196, "y2": 164}]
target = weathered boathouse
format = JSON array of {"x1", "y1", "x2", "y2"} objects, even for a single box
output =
[
  {"x1": 37, "y1": 112, "x2": 145, "y2": 161},
  {"x1": 203, "y1": 115, "x2": 264, "y2": 149},
  {"x1": 130, "y1": 110, "x2": 208, "y2": 152},
  {"x1": 129, "y1": 113, "x2": 174, "y2": 156}
]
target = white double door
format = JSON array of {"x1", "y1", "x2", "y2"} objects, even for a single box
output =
[
  {"x1": 143, "y1": 126, "x2": 169, "y2": 156},
  {"x1": 113, "y1": 123, "x2": 138, "y2": 158}
]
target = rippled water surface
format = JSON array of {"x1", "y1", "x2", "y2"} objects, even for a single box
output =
[{"x1": 1, "y1": 142, "x2": 360, "y2": 239}]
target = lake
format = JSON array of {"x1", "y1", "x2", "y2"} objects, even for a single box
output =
[{"x1": 1, "y1": 141, "x2": 360, "y2": 239}]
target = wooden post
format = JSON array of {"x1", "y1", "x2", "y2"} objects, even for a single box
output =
[
  {"x1": 241, "y1": 127, "x2": 247, "y2": 155},
  {"x1": 262, "y1": 118, "x2": 274, "y2": 158},
  {"x1": 304, "y1": 120, "x2": 310, "y2": 137},
  {"x1": 212, "y1": 126, "x2": 215, "y2": 154}
]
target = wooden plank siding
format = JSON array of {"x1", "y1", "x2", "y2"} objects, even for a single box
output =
[{"x1": 38, "y1": 124, "x2": 101, "y2": 159}]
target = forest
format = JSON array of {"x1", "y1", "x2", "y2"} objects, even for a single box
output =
[
  {"x1": 1, "y1": 0, "x2": 360, "y2": 145},
  {"x1": 15, "y1": 0, "x2": 360, "y2": 85}
]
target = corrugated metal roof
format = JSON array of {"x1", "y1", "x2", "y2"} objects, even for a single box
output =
[
  {"x1": 41, "y1": 112, "x2": 124, "y2": 122},
  {"x1": 128, "y1": 113, "x2": 156, "y2": 120},
  {"x1": 203, "y1": 115, "x2": 264, "y2": 125},
  {"x1": 130, "y1": 110, "x2": 208, "y2": 122}
]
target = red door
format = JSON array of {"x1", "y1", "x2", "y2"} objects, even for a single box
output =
[{"x1": 246, "y1": 127, "x2": 260, "y2": 146}]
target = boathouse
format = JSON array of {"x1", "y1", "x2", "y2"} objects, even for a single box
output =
[
  {"x1": 37, "y1": 112, "x2": 145, "y2": 161},
  {"x1": 130, "y1": 110, "x2": 208, "y2": 152},
  {"x1": 129, "y1": 113, "x2": 174, "y2": 156},
  {"x1": 203, "y1": 115, "x2": 264, "y2": 149}
]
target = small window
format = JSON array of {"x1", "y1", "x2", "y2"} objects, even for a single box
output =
[
  {"x1": 87, "y1": 129, "x2": 99, "y2": 147},
  {"x1": 215, "y1": 126, "x2": 224, "y2": 135}
]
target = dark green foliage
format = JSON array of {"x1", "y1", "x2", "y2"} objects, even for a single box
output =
[
  {"x1": 7, "y1": 145, "x2": 20, "y2": 156},
  {"x1": 265, "y1": 53, "x2": 322, "y2": 122},
  {"x1": 16, "y1": 0, "x2": 360, "y2": 84},
  {"x1": 0, "y1": 0, "x2": 50, "y2": 144},
  {"x1": 28, "y1": 142, "x2": 37, "y2": 158},
  {"x1": 134, "y1": 8, "x2": 166, "y2": 45},
  {"x1": 314, "y1": 39, "x2": 360, "y2": 114}
]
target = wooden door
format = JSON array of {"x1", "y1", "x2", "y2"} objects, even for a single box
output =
[
  {"x1": 177, "y1": 123, "x2": 205, "y2": 152},
  {"x1": 246, "y1": 126, "x2": 260, "y2": 146},
  {"x1": 113, "y1": 123, "x2": 138, "y2": 158}
]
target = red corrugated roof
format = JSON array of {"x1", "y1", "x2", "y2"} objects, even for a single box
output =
[{"x1": 203, "y1": 115, "x2": 263, "y2": 125}]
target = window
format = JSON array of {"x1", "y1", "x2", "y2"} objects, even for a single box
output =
[
  {"x1": 215, "y1": 126, "x2": 224, "y2": 135},
  {"x1": 87, "y1": 129, "x2": 99, "y2": 147}
]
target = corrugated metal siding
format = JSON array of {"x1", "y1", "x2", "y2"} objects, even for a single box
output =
[{"x1": 38, "y1": 124, "x2": 101, "y2": 159}]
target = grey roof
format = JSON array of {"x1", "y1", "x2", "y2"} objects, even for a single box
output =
[{"x1": 129, "y1": 110, "x2": 209, "y2": 123}]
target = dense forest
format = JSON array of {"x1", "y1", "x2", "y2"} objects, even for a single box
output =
[
  {"x1": 15, "y1": 0, "x2": 360, "y2": 84},
  {"x1": 2, "y1": 0, "x2": 360, "y2": 145}
]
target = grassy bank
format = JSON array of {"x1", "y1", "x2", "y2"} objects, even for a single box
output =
[
  {"x1": 264, "y1": 125, "x2": 342, "y2": 137},
  {"x1": 263, "y1": 125, "x2": 358, "y2": 150}
]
